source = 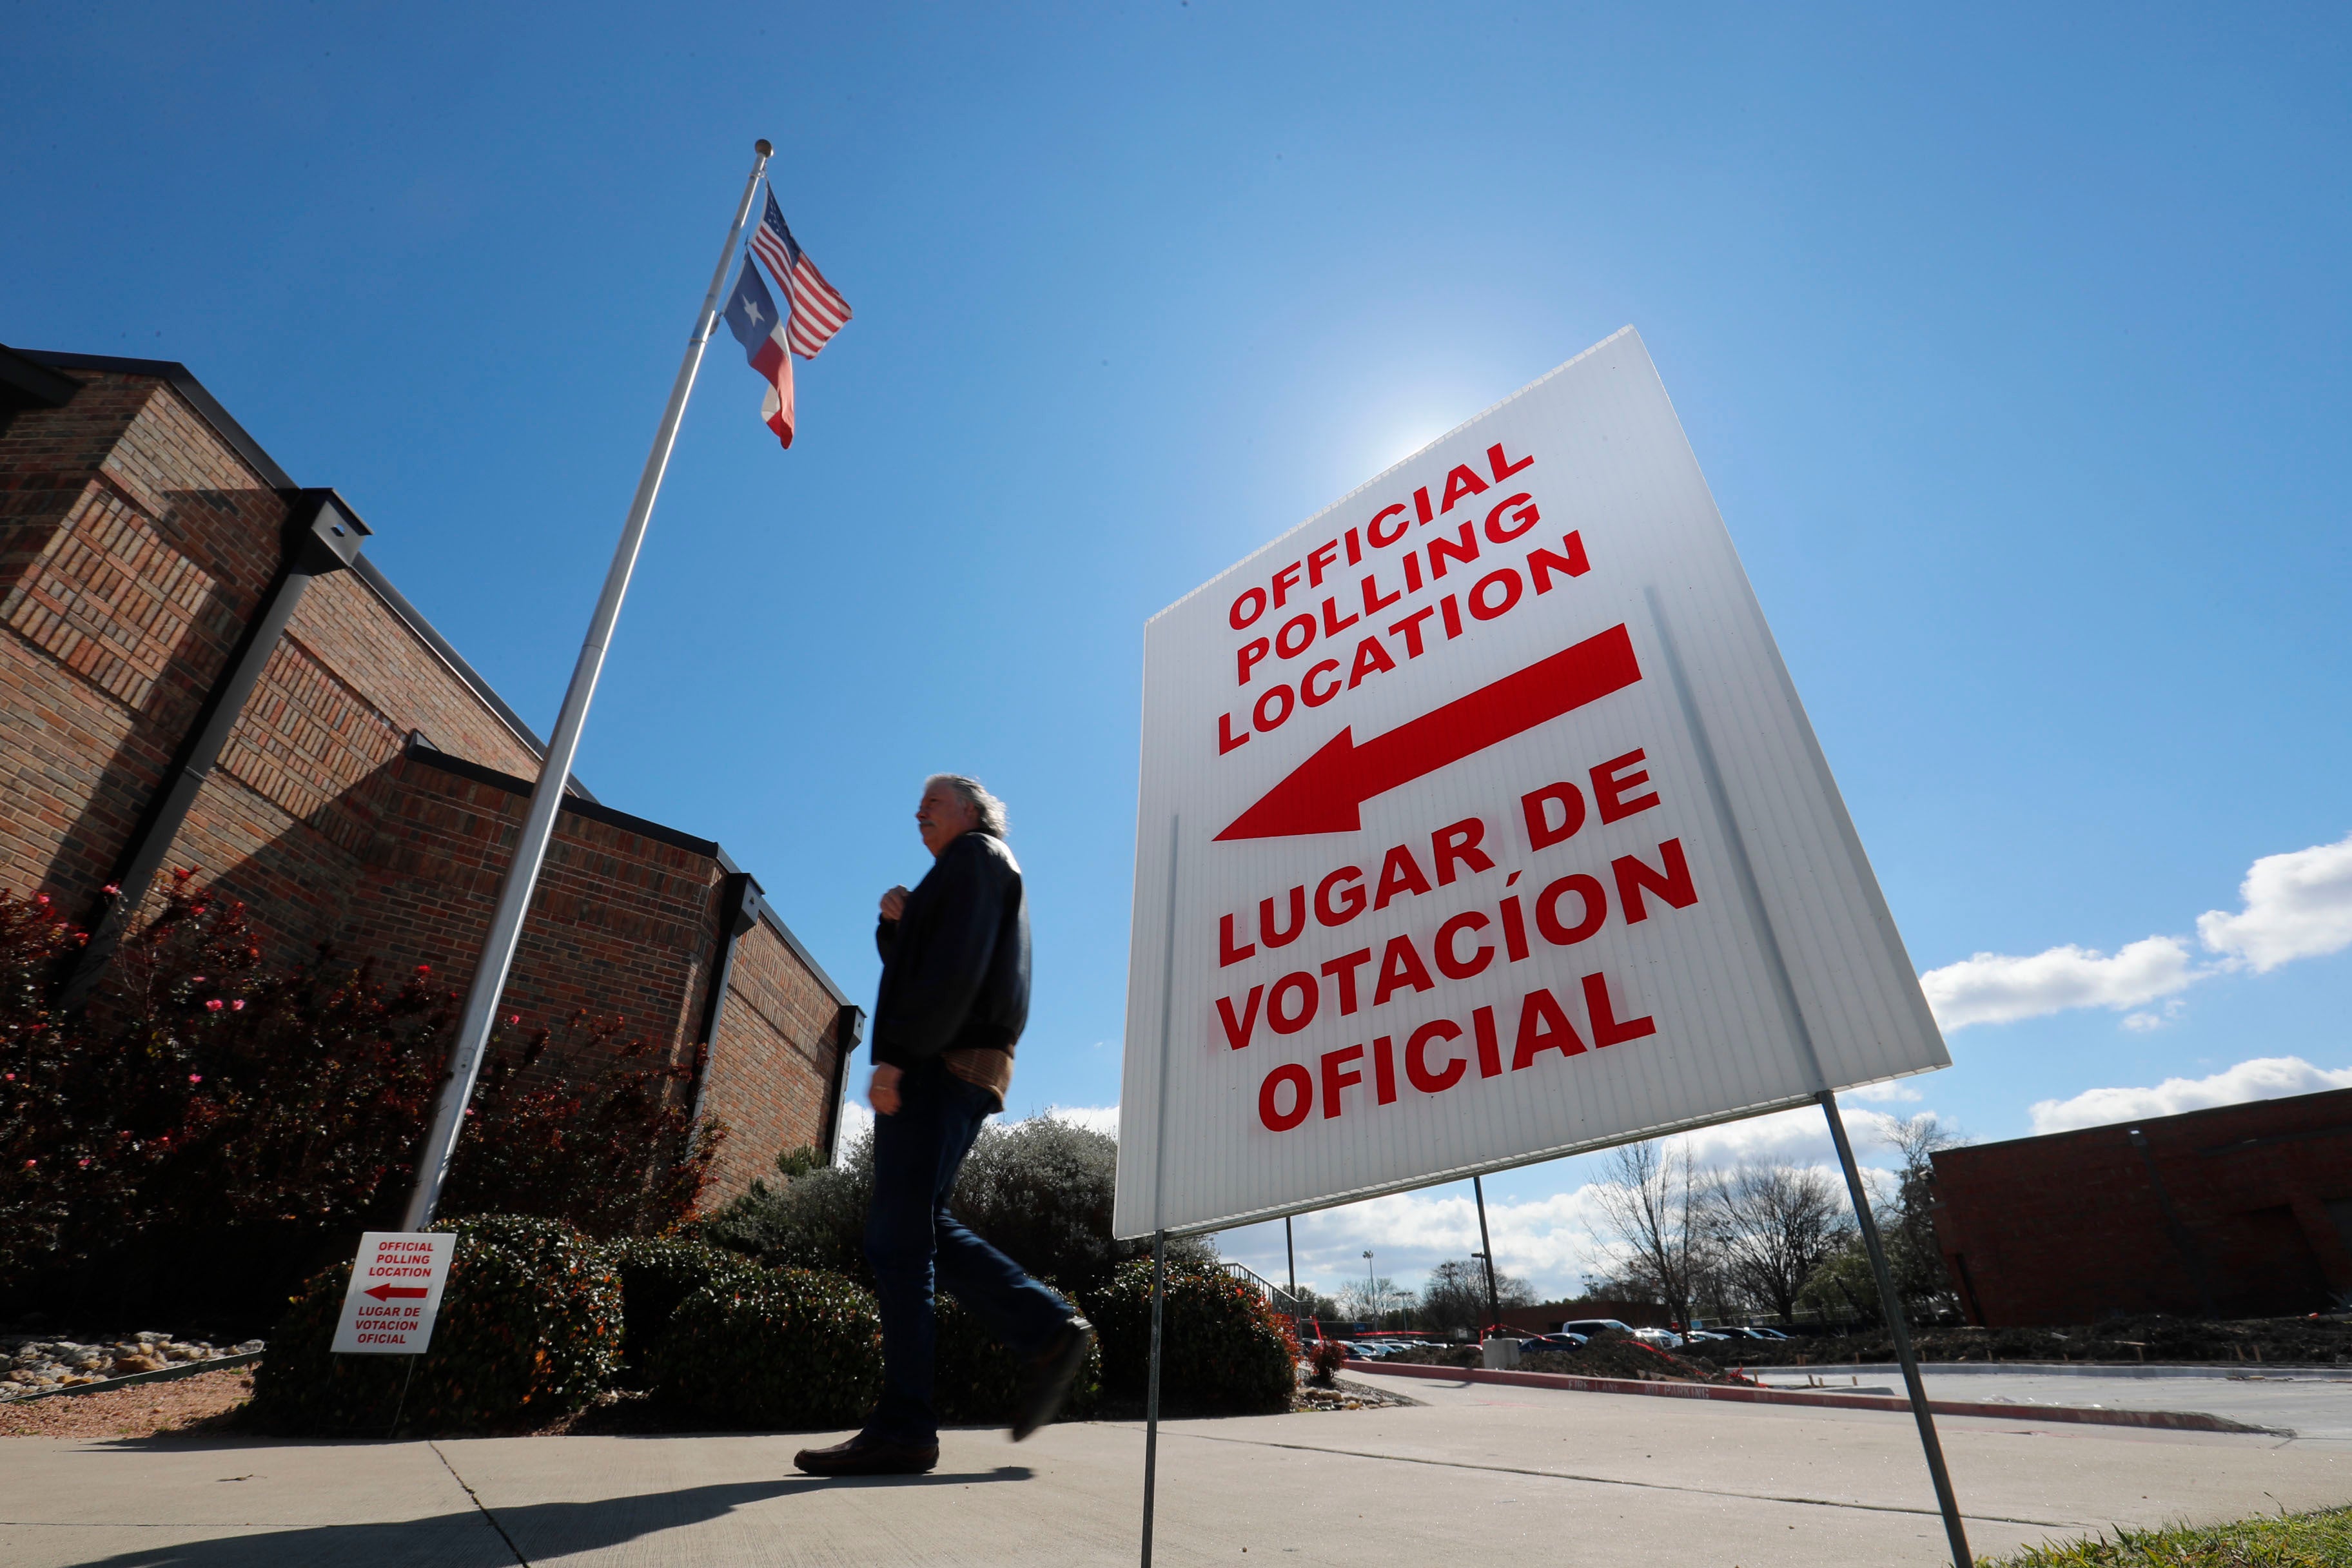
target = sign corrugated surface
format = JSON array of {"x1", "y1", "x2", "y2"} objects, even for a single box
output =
[{"x1": 1113, "y1": 328, "x2": 1946, "y2": 1239}]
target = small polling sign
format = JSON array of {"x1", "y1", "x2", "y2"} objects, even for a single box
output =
[
  {"x1": 331, "y1": 1232, "x2": 454, "y2": 1355},
  {"x1": 1113, "y1": 326, "x2": 1950, "y2": 1239}
]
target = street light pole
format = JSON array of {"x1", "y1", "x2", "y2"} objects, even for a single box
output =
[{"x1": 1473, "y1": 1175, "x2": 1502, "y2": 1335}]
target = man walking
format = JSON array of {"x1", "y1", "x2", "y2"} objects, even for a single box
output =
[{"x1": 795, "y1": 774, "x2": 1095, "y2": 1477}]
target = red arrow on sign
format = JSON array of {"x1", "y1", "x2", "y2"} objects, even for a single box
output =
[
  {"x1": 364, "y1": 1284, "x2": 429, "y2": 1301},
  {"x1": 1215, "y1": 623, "x2": 1643, "y2": 841}
]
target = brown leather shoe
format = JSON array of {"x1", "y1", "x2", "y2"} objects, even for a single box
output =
[{"x1": 792, "y1": 1436, "x2": 940, "y2": 1476}]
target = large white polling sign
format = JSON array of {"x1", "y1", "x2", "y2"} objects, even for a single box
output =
[
  {"x1": 1113, "y1": 328, "x2": 1948, "y2": 1239},
  {"x1": 331, "y1": 1232, "x2": 454, "y2": 1355}
]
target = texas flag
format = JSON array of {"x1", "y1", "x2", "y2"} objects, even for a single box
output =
[{"x1": 722, "y1": 255, "x2": 794, "y2": 448}]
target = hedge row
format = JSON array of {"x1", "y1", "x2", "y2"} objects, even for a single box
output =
[{"x1": 253, "y1": 1216, "x2": 1284, "y2": 1435}]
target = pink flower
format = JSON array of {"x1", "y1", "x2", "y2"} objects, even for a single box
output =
[
  {"x1": 191, "y1": 975, "x2": 208, "y2": 985},
  {"x1": 507, "y1": 1015, "x2": 520, "y2": 1026},
  {"x1": 230, "y1": 1000, "x2": 245, "y2": 1012},
  {"x1": 188, "y1": 1074, "x2": 203, "y2": 1084},
  {"x1": 3, "y1": 1072, "x2": 13, "y2": 1081},
  {"x1": 77, "y1": 1159, "x2": 90, "y2": 1169},
  {"x1": 205, "y1": 999, "x2": 224, "y2": 1012},
  {"x1": 101, "y1": 883, "x2": 119, "y2": 896},
  {"x1": 21, "y1": 1159, "x2": 34, "y2": 1168}
]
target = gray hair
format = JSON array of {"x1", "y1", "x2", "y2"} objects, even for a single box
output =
[{"x1": 926, "y1": 773, "x2": 1008, "y2": 838}]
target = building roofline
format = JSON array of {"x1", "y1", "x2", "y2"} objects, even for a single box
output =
[
  {"x1": 15, "y1": 346, "x2": 590, "y2": 799},
  {"x1": 18, "y1": 349, "x2": 299, "y2": 489},
  {"x1": 402, "y1": 738, "x2": 850, "y2": 1006}
]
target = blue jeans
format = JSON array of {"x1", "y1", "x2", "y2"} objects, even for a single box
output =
[{"x1": 863, "y1": 1064, "x2": 1072, "y2": 1445}]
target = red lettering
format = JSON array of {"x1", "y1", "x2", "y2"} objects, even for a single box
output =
[
  {"x1": 1219, "y1": 912, "x2": 1255, "y2": 967},
  {"x1": 1217, "y1": 986, "x2": 1264, "y2": 1050},
  {"x1": 1307, "y1": 539, "x2": 1341, "y2": 587},
  {"x1": 1536, "y1": 874, "x2": 1608, "y2": 946},
  {"x1": 1231, "y1": 587, "x2": 1268, "y2": 630},
  {"x1": 1360, "y1": 571, "x2": 1401, "y2": 616},
  {"x1": 1275, "y1": 613, "x2": 1317, "y2": 659},
  {"x1": 1320, "y1": 595, "x2": 1359, "y2": 636},
  {"x1": 1259, "y1": 886, "x2": 1306, "y2": 948},
  {"x1": 1373, "y1": 845, "x2": 1433, "y2": 909},
  {"x1": 1320, "y1": 1044, "x2": 1365, "y2": 1118},
  {"x1": 1484, "y1": 493, "x2": 1538, "y2": 544},
  {"x1": 1319, "y1": 947, "x2": 1373, "y2": 1013},
  {"x1": 1345, "y1": 527, "x2": 1362, "y2": 565},
  {"x1": 1438, "y1": 464, "x2": 1490, "y2": 513},
  {"x1": 1260, "y1": 1064, "x2": 1312, "y2": 1131},
  {"x1": 1272, "y1": 560, "x2": 1304, "y2": 609},
  {"x1": 1528, "y1": 531, "x2": 1590, "y2": 592},
  {"x1": 1613, "y1": 838, "x2": 1697, "y2": 923},
  {"x1": 1414, "y1": 485, "x2": 1433, "y2": 524},
  {"x1": 1431, "y1": 817, "x2": 1494, "y2": 885},
  {"x1": 1407, "y1": 1019, "x2": 1466, "y2": 1093},
  {"x1": 1268, "y1": 972, "x2": 1320, "y2": 1035},
  {"x1": 1219, "y1": 712, "x2": 1250, "y2": 754},
  {"x1": 1467, "y1": 567, "x2": 1521, "y2": 621},
  {"x1": 1487, "y1": 441, "x2": 1533, "y2": 481},
  {"x1": 1583, "y1": 969, "x2": 1657, "y2": 1047},
  {"x1": 1499, "y1": 895, "x2": 1530, "y2": 961},
  {"x1": 1237, "y1": 636, "x2": 1269, "y2": 685},
  {"x1": 1440, "y1": 594, "x2": 1463, "y2": 639},
  {"x1": 1388, "y1": 605, "x2": 1435, "y2": 658},
  {"x1": 1473, "y1": 1004, "x2": 1502, "y2": 1077},
  {"x1": 1367, "y1": 504, "x2": 1409, "y2": 548},
  {"x1": 1592, "y1": 749, "x2": 1659, "y2": 823},
  {"x1": 1427, "y1": 522, "x2": 1479, "y2": 579},
  {"x1": 1403, "y1": 551, "x2": 1424, "y2": 593},
  {"x1": 1300, "y1": 658, "x2": 1342, "y2": 707},
  {"x1": 1522, "y1": 781, "x2": 1585, "y2": 849},
  {"x1": 1372, "y1": 1034, "x2": 1398, "y2": 1104},
  {"x1": 1372, "y1": 934, "x2": 1435, "y2": 1005},
  {"x1": 1315, "y1": 867, "x2": 1367, "y2": 926},
  {"x1": 1513, "y1": 987, "x2": 1588, "y2": 1068},
  {"x1": 1434, "y1": 912, "x2": 1494, "y2": 979},
  {"x1": 1348, "y1": 635, "x2": 1397, "y2": 689},
  {"x1": 1253, "y1": 684, "x2": 1294, "y2": 734}
]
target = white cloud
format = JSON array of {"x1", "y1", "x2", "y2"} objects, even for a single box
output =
[
  {"x1": 1032, "y1": 1104, "x2": 1120, "y2": 1137},
  {"x1": 2028, "y1": 1055, "x2": 2352, "y2": 1134},
  {"x1": 833, "y1": 1098, "x2": 874, "y2": 1160},
  {"x1": 1845, "y1": 1079, "x2": 1924, "y2": 1104},
  {"x1": 2121, "y1": 999, "x2": 2187, "y2": 1033},
  {"x1": 2197, "y1": 831, "x2": 2352, "y2": 973},
  {"x1": 1918, "y1": 935, "x2": 2202, "y2": 1031}
]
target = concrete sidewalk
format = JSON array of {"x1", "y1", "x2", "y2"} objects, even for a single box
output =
[{"x1": 3, "y1": 1369, "x2": 2345, "y2": 1567}]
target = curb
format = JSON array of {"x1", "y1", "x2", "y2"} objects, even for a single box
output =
[
  {"x1": 4, "y1": 1353, "x2": 262, "y2": 1404},
  {"x1": 1344, "y1": 1358, "x2": 2271, "y2": 1434}
]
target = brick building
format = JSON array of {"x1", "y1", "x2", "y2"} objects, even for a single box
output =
[
  {"x1": 1930, "y1": 1088, "x2": 2352, "y2": 1327},
  {"x1": 0, "y1": 344, "x2": 858, "y2": 1199}
]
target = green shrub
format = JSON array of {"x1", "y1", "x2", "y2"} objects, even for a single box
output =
[
  {"x1": 608, "y1": 1235, "x2": 760, "y2": 1386},
  {"x1": 933, "y1": 1291, "x2": 1101, "y2": 1426},
  {"x1": 649, "y1": 1267, "x2": 881, "y2": 1429},
  {"x1": 1088, "y1": 1259, "x2": 1297, "y2": 1414},
  {"x1": 252, "y1": 1213, "x2": 620, "y2": 1435}
]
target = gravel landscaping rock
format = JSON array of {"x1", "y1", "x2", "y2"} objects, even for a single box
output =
[{"x1": 3, "y1": 1333, "x2": 265, "y2": 1398}]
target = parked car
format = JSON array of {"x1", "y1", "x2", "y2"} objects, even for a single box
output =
[
  {"x1": 1525, "y1": 1332, "x2": 1589, "y2": 1350},
  {"x1": 1738, "y1": 1326, "x2": 1792, "y2": 1340},
  {"x1": 1557, "y1": 1318, "x2": 1638, "y2": 1338},
  {"x1": 1630, "y1": 1327, "x2": 1683, "y2": 1349},
  {"x1": 1681, "y1": 1329, "x2": 1732, "y2": 1343}
]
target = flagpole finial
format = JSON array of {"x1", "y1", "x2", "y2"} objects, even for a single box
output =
[{"x1": 755, "y1": 139, "x2": 773, "y2": 157}]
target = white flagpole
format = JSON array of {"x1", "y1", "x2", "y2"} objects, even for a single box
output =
[{"x1": 400, "y1": 139, "x2": 775, "y2": 1231}]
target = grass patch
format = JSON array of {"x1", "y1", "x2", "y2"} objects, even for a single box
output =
[{"x1": 1984, "y1": 1503, "x2": 2352, "y2": 1565}]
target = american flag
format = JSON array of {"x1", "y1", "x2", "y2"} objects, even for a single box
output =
[{"x1": 750, "y1": 190, "x2": 852, "y2": 358}]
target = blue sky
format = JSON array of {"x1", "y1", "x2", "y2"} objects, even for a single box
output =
[{"x1": 9, "y1": 3, "x2": 2347, "y2": 1300}]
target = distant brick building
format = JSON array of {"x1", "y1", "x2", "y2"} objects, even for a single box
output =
[
  {"x1": 1930, "y1": 1088, "x2": 2352, "y2": 1327},
  {"x1": 0, "y1": 344, "x2": 857, "y2": 1199}
]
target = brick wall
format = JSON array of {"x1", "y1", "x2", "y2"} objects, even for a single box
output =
[
  {"x1": 700, "y1": 918, "x2": 854, "y2": 1194},
  {"x1": 1930, "y1": 1088, "x2": 2352, "y2": 1326},
  {"x1": 0, "y1": 352, "x2": 853, "y2": 1202},
  {"x1": 0, "y1": 371, "x2": 284, "y2": 908}
]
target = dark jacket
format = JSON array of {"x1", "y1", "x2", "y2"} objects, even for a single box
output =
[{"x1": 871, "y1": 829, "x2": 1031, "y2": 1070}]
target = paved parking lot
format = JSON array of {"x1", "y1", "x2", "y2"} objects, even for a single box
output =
[{"x1": 2, "y1": 1368, "x2": 2344, "y2": 1567}]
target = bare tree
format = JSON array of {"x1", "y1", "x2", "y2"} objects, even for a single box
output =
[
  {"x1": 1879, "y1": 1112, "x2": 1968, "y2": 1317},
  {"x1": 1589, "y1": 1140, "x2": 1711, "y2": 1328},
  {"x1": 1337, "y1": 1275, "x2": 1402, "y2": 1326},
  {"x1": 1703, "y1": 1164, "x2": 1853, "y2": 1322},
  {"x1": 1419, "y1": 1257, "x2": 1534, "y2": 1333}
]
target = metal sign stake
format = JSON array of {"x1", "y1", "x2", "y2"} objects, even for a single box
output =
[{"x1": 1820, "y1": 1089, "x2": 1972, "y2": 1568}]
